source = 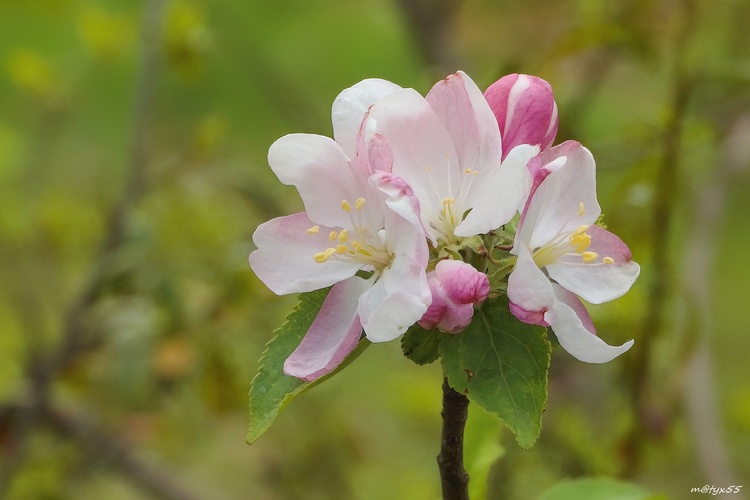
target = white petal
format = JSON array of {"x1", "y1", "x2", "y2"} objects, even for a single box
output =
[
  {"x1": 268, "y1": 133, "x2": 372, "y2": 228},
  {"x1": 365, "y1": 88, "x2": 461, "y2": 242},
  {"x1": 425, "y1": 71, "x2": 503, "y2": 180},
  {"x1": 332, "y1": 78, "x2": 402, "y2": 158},
  {"x1": 547, "y1": 224, "x2": 640, "y2": 304},
  {"x1": 520, "y1": 143, "x2": 601, "y2": 251},
  {"x1": 283, "y1": 277, "x2": 370, "y2": 381},
  {"x1": 507, "y1": 246, "x2": 556, "y2": 325},
  {"x1": 455, "y1": 144, "x2": 538, "y2": 237},
  {"x1": 547, "y1": 259, "x2": 641, "y2": 304},
  {"x1": 549, "y1": 284, "x2": 633, "y2": 363},
  {"x1": 249, "y1": 213, "x2": 359, "y2": 295}
]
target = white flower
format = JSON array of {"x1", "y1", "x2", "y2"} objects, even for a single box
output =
[{"x1": 508, "y1": 141, "x2": 640, "y2": 363}]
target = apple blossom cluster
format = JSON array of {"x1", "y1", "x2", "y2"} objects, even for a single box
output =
[{"x1": 249, "y1": 71, "x2": 640, "y2": 381}]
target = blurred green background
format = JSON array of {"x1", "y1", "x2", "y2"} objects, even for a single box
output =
[{"x1": 1, "y1": 0, "x2": 748, "y2": 498}]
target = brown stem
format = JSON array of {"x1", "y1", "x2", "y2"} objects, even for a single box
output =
[{"x1": 437, "y1": 378, "x2": 470, "y2": 500}]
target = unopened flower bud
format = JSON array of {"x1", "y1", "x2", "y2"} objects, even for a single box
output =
[
  {"x1": 418, "y1": 260, "x2": 490, "y2": 334},
  {"x1": 484, "y1": 74, "x2": 558, "y2": 159}
]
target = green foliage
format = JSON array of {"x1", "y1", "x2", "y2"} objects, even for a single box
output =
[
  {"x1": 440, "y1": 298, "x2": 551, "y2": 449},
  {"x1": 401, "y1": 324, "x2": 443, "y2": 365},
  {"x1": 247, "y1": 288, "x2": 369, "y2": 444},
  {"x1": 538, "y1": 477, "x2": 659, "y2": 500}
]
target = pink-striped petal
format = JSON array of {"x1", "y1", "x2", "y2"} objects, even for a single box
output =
[
  {"x1": 249, "y1": 213, "x2": 360, "y2": 295},
  {"x1": 283, "y1": 277, "x2": 371, "y2": 381},
  {"x1": 549, "y1": 284, "x2": 633, "y2": 363}
]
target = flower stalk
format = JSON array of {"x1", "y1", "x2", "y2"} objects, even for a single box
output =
[{"x1": 437, "y1": 378, "x2": 470, "y2": 500}]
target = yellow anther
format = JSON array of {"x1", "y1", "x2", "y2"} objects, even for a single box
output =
[
  {"x1": 306, "y1": 225, "x2": 320, "y2": 235},
  {"x1": 573, "y1": 224, "x2": 589, "y2": 236},
  {"x1": 313, "y1": 248, "x2": 336, "y2": 263},
  {"x1": 578, "y1": 202, "x2": 585, "y2": 216},
  {"x1": 355, "y1": 198, "x2": 365, "y2": 210},
  {"x1": 472, "y1": 170, "x2": 480, "y2": 176},
  {"x1": 603, "y1": 256, "x2": 615, "y2": 265},
  {"x1": 442, "y1": 197, "x2": 456, "y2": 206},
  {"x1": 581, "y1": 251, "x2": 599, "y2": 263},
  {"x1": 341, "y1": 199, "x2": 351, "y2": 212},
  {"x1": 352, "y1": 241, "x2": 362, "y2": 251},
  {"x1": 336, "y1": 244, "x2": 348, "y2": 254},
  {"x1": 425, "y1": 167, "x2": 432, "y2": 172},
  {"x1": 329, "y1": 231, "x2": 338, "y2": 241},
  {"x1": 464, "y1": 168, "x2": 473, "y2": 174},
  {"x1": 338, "y1": 229, "x2": 348, "y2": 243}
]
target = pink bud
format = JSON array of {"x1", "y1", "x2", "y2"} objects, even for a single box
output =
[
  {"x1": 418, "y1": 260, "x2": 490, "y2": 334},
  {"x1": 484, "y1": 74, "x2": 558, "y2": 159}
]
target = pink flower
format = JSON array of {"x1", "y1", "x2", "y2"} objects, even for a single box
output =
[
  {"x1": 361, "y1": 71, "x2": 540, "y2": 245},
  {"x1": 484, "y1": 74, "x2": 558, "y2": 160},
  {"x1": 249, "y1": 81, "x2": 431, "y2": 381},
  {"x1": 418, "y1": 260, "x2": 490, "y2": 334},
  {"x1": 507, "y1": 141, "x2": 640, "y2": 363}
]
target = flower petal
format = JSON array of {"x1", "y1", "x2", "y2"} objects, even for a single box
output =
[
  {"x1": 332, "y1": 78, "x2": 402, "y2": 158},
  {"x1": 455, "y1": 143, "x2": 538, "y2": 237},
  {"x1": 549, "y1": 284, "x2": 633, "y2": 363},
  {"x1": 518, "y1": 142, "x2": 601, "y2": 251},
  {"x1": 249, "y1": 213, "x2": 359, "y2": 295},
  {"x1": 358, "y1": 272, "x2": 429, "y2": 342},
  {"x1": 546, "y1": 224, "x2": 639, "y2": 304},
  {"x1": 357, "y1": 171, "x2": 431, "y2": 342},
  {"x1": 283, "y1": 277, "x2": 371, "y2": 381},
  {"x1": 507, "y1": 246, "x2": 555, "y2": 326},
  {"x1": 550, "y1": 284, "x2": 597, "y2": 335},
  {"x1": 268, "y1": 133, "x2": 373, "y2": 228},
  {"x1": 365, "y1": 88, "x2": 461, "y2": 242},
  {"x1": 425, "y1": 71, "x2": 503, "y2": 180}
]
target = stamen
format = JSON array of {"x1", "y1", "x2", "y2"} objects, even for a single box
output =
[
  {"x1": 472, "y1": 170, "x2": 479, "y2": 176},
  {"x1": 313, "y1": 248, "x2": 336, "y2": 263},
  {"x1": 355, "y1": 198, "x2": 365, "y2": 210},
  {"x1": 329, "y1": 231, "x2": 338, "y2": 241},
  {"x1": 425, "y1": 167, "x2": 432, "y2": 172},
  {"x1": 578, "y1": 202, "x2": 585, "y2": 216},
  {"x1": 338, "y1": 229, "x2": 348, "y2": 243},
  {"x1": 336, "y1": 244, "x2": 348, "y2": 254},
  {"x1": 352, "y1": 241, "x2": 362, "y2": 251},
  {"x1": 581, "y1": 251, "x2": 599, "y2": 263},
  {"x1": 340, "y1": 200, "x2": 351, "y2": 212},
  {"x1": 573, "y1": 224, "x2": 589, "y2": 236},
  {"x1": 603, "y1": 256, "x2": 615, "y2": 265},
  {"x1": 306, "y1": 225, "x2": 320, "y2": 235},
  {"x1": 442, "y1": 197, "x2": 455, "y2": 206},
  {"x1": 463, "y1": 168, "x2": 472, "y2": 174}
]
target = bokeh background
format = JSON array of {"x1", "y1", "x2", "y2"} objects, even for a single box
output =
[{"x1": 1, "y1": 0, "x2": 749, "y2": 498}]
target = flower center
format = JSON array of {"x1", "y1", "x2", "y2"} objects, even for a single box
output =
[
  {"x1": 309, "y1": 198, "x2": 393, "y2": 269},
  {"x1": 531, "y1": 202, "x2": 616, "y2": 268}
]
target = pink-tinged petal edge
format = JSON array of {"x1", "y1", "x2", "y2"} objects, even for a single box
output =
[
  {"x1": 507, "y1": 247, "x2": 555, "y2": 326},
  {"x1": 549, "y1": 284, "x2": 634, "y2": 364},
  {"x1": 249, "y1": 212, "x2": 359, "y2": 295},
  {"x1": 283, "y1": 277, "x2": 371, "y2": 381},
  {"x1": 332, "y1": 78, "x2": 401, "y2": 159}
]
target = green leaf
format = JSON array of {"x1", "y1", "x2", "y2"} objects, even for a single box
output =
[
  {"x1": 538, "y1": 477, "x2": 659, "y2": 500},
  {"x1": 401, "y1": 324, "x2": 443, "y2": 365},
  {"x1": 247, "y1": 288, "x2": 369, "y2": 444},
  {"x1": 440, "y1": 297, "x2": 550, "y2": 449}
]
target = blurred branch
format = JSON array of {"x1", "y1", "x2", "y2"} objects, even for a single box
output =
[
  {"x1": 395, "y1": 0, "x2": 463, "y2": 75},
  {"x1": 1, "y1": 402, "x2": 201, "y2": 500},
  {"x1": 680, "y1": 114, "x2": 750, "y2": 491},
  {"x1": 0, "y1": 1, "x2": 196, "y2": 497},
  {"x1": 623, "y1": 0, "x2": 697, "y2": 476}
]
